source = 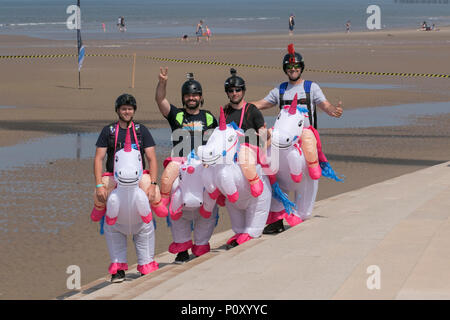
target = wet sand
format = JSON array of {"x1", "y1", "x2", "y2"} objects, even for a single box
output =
[{"x1": 0, "y1": 27, "x2": 449, "y2": 299}]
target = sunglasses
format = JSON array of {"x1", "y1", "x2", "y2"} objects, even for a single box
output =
[
  {"x1": 227, "y1": 88, "x2": 243, "y2": 93},
  {"x1": 286, "y1": 64, "x2": 301, "y2": 70}
]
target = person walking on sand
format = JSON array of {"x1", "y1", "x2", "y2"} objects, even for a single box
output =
[
  {"x1": 196, "y1": 20, "x2": 204, "y2": 42},
  {"x1": 205, "y1": 25, "x2": 211, "y2": 41},
  {"x1": 155, "y1": 67, "x2": 219, "y2": 264},
  {"x1": 251, "y1": 44, "x2": 343, "y2": 234},
  {"x1": 289, "y1": 13, "x2": 295, "y2": 36},
  {"x1": 345, "y1": 20, "x2": 351, "y2": 33},
  {"x1": 90, "y1": 93, "x2": 161, "y2": 282}
]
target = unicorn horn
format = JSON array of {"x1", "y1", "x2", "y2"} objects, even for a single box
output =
[
  {"x1": 219, "y1": 106, "x2": 226, "y2": 130},
  {"x1": 124, "y1": 126, "x2": 132, "y2": 152},
  {"x1": 289, "y1": 93, "x2": 298, "y2": 115}
]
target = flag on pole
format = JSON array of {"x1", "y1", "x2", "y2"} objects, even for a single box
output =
[{"x1": 77, "y1": 0, "x2": 85, "y2": 72}]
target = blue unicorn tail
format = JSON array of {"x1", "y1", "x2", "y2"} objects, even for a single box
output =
[
  {"x1": 272, "y1": 182, "x2": 297, "y2": 214},
  {"x1": 166, "y1": 216, "x2": 172, "y2": 227},
  {"x1": 215, "y1": 208, "x2": 220, "y2": 227},
  {"x1": 99, "y1": 215, "x2": 105, "y2": 235},
  {"x1": 320, "y1": 161, "x2": 345, "y2": 182}
]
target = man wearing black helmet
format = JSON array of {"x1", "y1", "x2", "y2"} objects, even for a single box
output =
[
  {"x1": 223, "y1": 68, "x2": 267, "y2": 198},
  {"x1": 92, "y1": 93, "x2": 160, "y2": 227},
  {"x1": 155, "y1": 67, "x2": 218, "y2": 264},
  {"x1": 156, "y1": 67, "x2": 218, "y2": 157},
  {"x1": 252, "y1": 44, "x2": 343, "y2": 234}
]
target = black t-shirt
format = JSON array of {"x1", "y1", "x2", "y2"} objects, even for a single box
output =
[
  {"x1": 96, "y1": 122, "x2": 155, "y2": 172},
  {"x1": 165, "y1": 104, "x2": 218, "y2": 157},
  {"x1": 224, "y1": 103, "x2": 265, "y2": 146}
]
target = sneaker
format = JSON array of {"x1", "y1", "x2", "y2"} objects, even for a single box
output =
[
  {"x1": 174, "y1": 250, "x2": 190, "y2": 264},
  {"x1": 262, "y1": 219, "x2": 285, "y2": 234},
  {"x1": 226, "y1": 240, "x2": 239, "y2": 250},
  {"x1": 110, "y1": 270, "x2": 125, "y2": 283}
]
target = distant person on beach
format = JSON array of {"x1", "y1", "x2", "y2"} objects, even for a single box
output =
[
  {"x1": 118, "y1": 16, "x2": 126, "y2": 32},
  {"x1": 345, "y1": 20, "x2": 351, "y2": 33},
  {"x1": 91, "y1": 93, "x2": 160, "y2": 282},
  {"x1": 102, "y1": 22, "x2": 106, "y2": 32},
  {"x1": 205, "y1": 25, "x2": 211, "y2": 41},
  {"x1": 251, "y1": 44, "x2": 343, "y2": 234},
  {"x1": 289, "y1": 13, "x2": 295, "y2": 35},
  {"x1": 181, "y1": 34, "x2": 189, "y2": 42},
  {"x1": 155, "y1": 67, "x2": 218, "y2": 264},
  {"x1": 196, "y1": 20, "x2": 204, "y2": 42}
]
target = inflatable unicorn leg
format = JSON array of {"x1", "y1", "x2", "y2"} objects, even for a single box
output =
[
  {"x1": 133, "y1": 222, "x2": 159, "y2": 275},
  {"x1": 91, "y1": 175, "x2": 116, "y2": 221},
  {"x1": 296, "y1": 176, "x2": 319, "y2": 221},
  {"x1": 267, "y1": 194, "x2": 288, "y2": 225},
  {"x1": 151, "y1": 160, "x2": 180, "y2": 217},
  {"x1": 192, "y1": 205, "x2": 217, "y2": 256},
  {"x1": 104, "y1": 224, "x2": 129, "y2": 274},
  {"x1": 244, "y1": 175, "x2": 271, "y2": 238},
  {"x1": 301, "y1": 129, "x2": 321, "y2": 180},
  {"x1": 168, "y1": 184, "x2": 183, "y2": 220},
  {"x1": 168, "y1": 212, "x2": 194, "y2": 255},
  {"x1": 238, "y1": 145, "x2": 264, "y2": 197}
]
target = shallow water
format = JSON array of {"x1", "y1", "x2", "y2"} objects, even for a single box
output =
[
  {"x1": 0, "y1": 101, "x2": 449, "y2": 171},
  {"x1": 0, "y1": 106, "x2": 16, "y2": 109},
  {"x1": 265, "y1": 101, "x2": 450, "y2": 129},
  {"x1": 319, "y1": 83, "x2": 404, "y2": 90}
]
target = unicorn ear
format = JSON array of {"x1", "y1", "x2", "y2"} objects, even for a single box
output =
[
  {"x1": 289, "y1": 93, "x2": 298, "y2": 115},
  {"x1": 219, "y1": 106, "x2": 226, "y2": 130},
  {"x1": 124, "y1": 127, "x2": 132, "y2": 152}
]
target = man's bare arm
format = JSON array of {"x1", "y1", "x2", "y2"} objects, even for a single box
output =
[
  {"x1": 155, "y1": 67, "x2": 171, "y2": 118},
  {"x1": 317, "y1": 100, "x2": 343, "y2": 118}
]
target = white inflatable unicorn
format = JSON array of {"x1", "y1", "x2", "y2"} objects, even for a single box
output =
[
  {"x1": 266, "y1": 94, "x2": 343, "y2": 228},
  {"x1": 159, "y1": 152, "x2": 218, "y2": 257},
  {"x1": 102, "y1": 127, "x2": 158, "y2": 276},
  {"x1": 197, "y1": 107, "x2": 272, "y2": 247}
]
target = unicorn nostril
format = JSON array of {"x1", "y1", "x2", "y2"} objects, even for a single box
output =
[
  {"x1": 209, "y1": 152, "x2": 213, "y2": 155},
  {"x1": 183, "y1": 203, "x2": 186, "y2": 207},
  {"x1": 200, "y1": 202, "x2": 203, "y2": 205}
]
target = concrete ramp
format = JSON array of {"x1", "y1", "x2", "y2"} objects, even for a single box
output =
[{"x1": 64, "y1": 161, "x2": 450, "y2": 300}]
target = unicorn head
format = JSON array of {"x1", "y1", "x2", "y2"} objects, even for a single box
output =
[
  {"x1": 197, "y1": 106, "x2": 242, "y2": 166},
  {"x1": 271, "y1": 93, "x2": 308, "y2": 149},
  {"x1": 177, "y1": 151, "x2": 205, "y2": 208},
  {"x1": 113, "y1": 127, "x2": 143, "y2": 186}
]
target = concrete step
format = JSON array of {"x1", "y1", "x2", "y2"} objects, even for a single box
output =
[{"x1": 64, "y1": 161, "x2": 450, "y2": 300}]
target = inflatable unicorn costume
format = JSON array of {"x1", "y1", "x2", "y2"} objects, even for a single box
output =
[
  {"x1": 198, "y1": 107, "x2": 272, "y2": 247},
  {"x1": 91, "y1": 127, "x2": 158, "y2": 278}
]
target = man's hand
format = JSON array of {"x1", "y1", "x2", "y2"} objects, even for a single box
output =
[
  {"x1": 159, "y1": 67, "x2": 168, "y2": 82},
  {"x1": 148, "y1": 184, "x2": 157, "y2": 203},
  {"x1": 96, "y1": 186, "x2": 108, "y2": 203},
  {"x1": 331, "y1": 101, "x2": 343, "y2": 118}
]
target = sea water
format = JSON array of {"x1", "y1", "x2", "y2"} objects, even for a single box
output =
[{"x1": 0, "y1": 0, "x2": 449, "y2": 40}]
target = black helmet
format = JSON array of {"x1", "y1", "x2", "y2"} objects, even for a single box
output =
[
  {"x1": 224, "y1": 68, "x2": 246, "y2": 92},
  {"x1": 282, "y1": 47, "x2": 305, "y2": 74},
  {"x1": 115, "y1": 93, "x2": 137, "y2": 112},
  {"x1": 181, "y1": 73, "x2": 202, "y2": 96}
]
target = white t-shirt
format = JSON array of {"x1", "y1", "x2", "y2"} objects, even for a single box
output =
[{"x1": 264, "y1": 81, "x2": 326, "y2": 127}]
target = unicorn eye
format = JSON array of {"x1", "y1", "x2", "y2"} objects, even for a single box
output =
[
  {"x1": 298, "y1": 120, "x2": 303, "y2": 127},
  {"x1": 115, "y1": 156, "x2": 118, "y2": 162},
  {"x1": 277, "y1": 114, "x2": 281, "y2": 120},
  {"x1": 138, "y1": 155, "x2": 142, "y2": 162}
]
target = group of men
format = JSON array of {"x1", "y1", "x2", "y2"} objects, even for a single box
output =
[{"x1": 92, "y1": 46, "x2": 343, "y2": 282}]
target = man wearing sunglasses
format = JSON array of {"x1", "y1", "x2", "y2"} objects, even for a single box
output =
[
  {"x1": 222, "y1": 68, "x2": 268, "y2": 203},
  {"x1": 251, "y1": 44, "x2": 343, "y2": 234}
]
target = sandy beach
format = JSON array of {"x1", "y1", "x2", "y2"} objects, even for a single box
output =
[{"x1": 0, "y1": 27, "x2": 449, "y2": 299}]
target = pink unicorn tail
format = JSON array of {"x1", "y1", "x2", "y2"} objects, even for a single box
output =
[
  {"x1": 219, "y1": 106, "x2": 226, "y2": 130},
  {"x1": 289, "y1": 93, "x2": 298, "y2": 115}
]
